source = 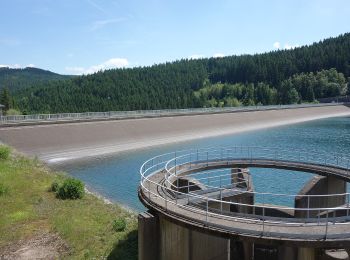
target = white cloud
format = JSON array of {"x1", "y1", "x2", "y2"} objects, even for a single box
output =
[
  {"x1": 188, "y1": 54, "x2": 205, "y2": 60},
  {"x1": 90, "y1": 18, "x2": 126, "y2": 31},
  {"x1": 273, "y1": 42, "x2": 281, "y2": 49},
  {"x1": 273, "y1": 41, "x2": 299, "y2": 50},
  {"x1": 65, "y1": 58, "x2": 129, "y2": 75},
  {"x1": 0, "y1": 64, "x2": 35, "y2": 69},
  {"x1": 284, "y1": 43, "x2": 300, "y2": 50},
  {"x1": 213, "y1": 53, "x2": 225, "y2": 58}
]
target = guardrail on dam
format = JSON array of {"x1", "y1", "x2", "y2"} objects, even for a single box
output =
[
  {"x1": 138, "y1": 147, "x2": 350, "y2": 260},
  {"x1": 0, "y1": 103, "x2": 344, "y2": 126}
]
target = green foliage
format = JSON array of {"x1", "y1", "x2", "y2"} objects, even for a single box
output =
[
  {"x1": 0, "y1": 153, "x2": 138, "y2": 259},
  {"x1": 8, "y1": 33, "x2": 350, "y2": 113},
  {"x1": 0, "y1": 183, "x2": 9, "y2": 196},
  {"x1": 50, "y1": 181, "x2": 59, "y2": 192},
  {"x1": 113, "y1": 217, "x2": 127, "y2": 232},
  {"x1": 0, "y1": 87, "x2": 11, "y2": 111},
  {"x1": 6, "y1": 108, "x2": 21, "y2": 115},
  {"x1": 0, "y1": 145, "x2": 11, "y2": 160},
  {"x1": 56, "y1": 178, "x2": 85, "y2": 200},
  {"x1": 0, "y1": 67, "x2": 72, "y2": 93}
]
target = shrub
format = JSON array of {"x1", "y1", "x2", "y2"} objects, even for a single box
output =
[
  {"x1": 56, "y1": 178, "x2": 84, "y2": 200},
  {"x1": 113, "y1": 218, "x2": 126, "y2": 232},
  {"x1": 0, "y1": 146, "x2": 11, "y2": 160},
  {"x1": 0, "y1": 183, "x2": 8, "y2": 196},
  {"x1": 50, "y1": 181, "x2": 59, "y2": 192}
]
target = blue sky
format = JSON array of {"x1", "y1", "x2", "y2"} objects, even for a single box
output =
[{"x1": 0, "y1": 0, "x2": 349, "y2": 75}]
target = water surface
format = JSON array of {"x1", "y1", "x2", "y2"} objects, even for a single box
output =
[{"x1": 55, "y1": 116, "x2": 350, "y2": 211}]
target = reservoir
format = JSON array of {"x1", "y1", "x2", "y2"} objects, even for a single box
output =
[{"x1": 54, "y1": 116, "x2": 350, "y2": 212}]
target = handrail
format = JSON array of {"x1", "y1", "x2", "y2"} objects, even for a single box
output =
[
  {"x1": 139, "y1": 146, "x2": 350, "y2": 239},
  {"x1": 0, "y1": 103, "x2": 343, "y2": 125}
]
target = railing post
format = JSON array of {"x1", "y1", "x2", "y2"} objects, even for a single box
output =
[
  {"x1": 325, "y1": 210, "x2": 329, "y2": 239},
  {"x1": 220, "y1": 190, "x2": 223, "y2": 213},
  {"x1": 175, "y1": 151, "x2": 177, "y2": 175},
  {"x1": 307, "y1": 196, "x2": 310, "y2": 219},
  {"x1": 206, "y1": 151, "x2": 209, "y2": 166},
  {"x1": 206, "y1": 197, "x2": 209, "y2": 224}
]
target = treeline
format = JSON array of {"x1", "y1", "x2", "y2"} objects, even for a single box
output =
[
  {"x1": 194, "y1": 68, "x2": 347, "y2": 107},
  {"x1": 0, "y1": 67, "x2": 72, "y2": 92},
  {"x1": 9, "y1": 33, "x2": 350, "y2": 114}
]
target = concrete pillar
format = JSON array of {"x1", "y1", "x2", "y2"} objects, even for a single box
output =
[
  {"x1": 298, "y1": 247, "x2": 316, "y2": 260},
  {"x1": 138, "y1": 211, "x2": 159, "y2": 260},
  {"x1": 230, "y1": 168, "x2": 254, "y2": 214},
  {"x1": 278, "y1": 246, "x2": 297, "y2": 260},
  {"x1": 295, "y1": 176, "x2": 346, "y2": 218},
  {"x1": 242, "y1": 242, "x2": 253, "y2": 260}
]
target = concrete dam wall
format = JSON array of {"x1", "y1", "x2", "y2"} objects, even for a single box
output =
[{"x1": 0, "y1": 105, "x2": 349, "y2": 163}]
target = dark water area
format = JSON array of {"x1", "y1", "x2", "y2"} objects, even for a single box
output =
[{"x1": 55, "y1": 116, "x2": 350, "y2": 212}]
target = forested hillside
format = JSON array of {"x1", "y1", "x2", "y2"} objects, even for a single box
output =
[
  {"x1": 10, "y1": 33, "x2": 350, "y2": 114},
  {"x1": 0, "y1": 67, "x2": 71, "y2": 92}
]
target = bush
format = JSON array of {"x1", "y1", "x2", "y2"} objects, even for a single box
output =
[
  {"x1": 56, "y1": 178, "x2": 84, "y2": 200},
  {"x1": 113, "y1": 218, "x2": 126, "y2": 232},
  {"x1": 0, "y1": 183, "x2": 8, "y2": 196},
  {"x1": 0, "y1": 146, "x2": 11, "y2": 160},
  {"x1": 50, "y1": 181, "x2": 59, "y2": 192}
]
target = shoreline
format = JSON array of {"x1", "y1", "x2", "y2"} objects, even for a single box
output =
[{"x1": 44, "y1": 110, "x2": 350, "y2": 165}]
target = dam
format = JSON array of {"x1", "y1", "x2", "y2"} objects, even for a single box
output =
[
  {"x1": 0, "y1": 104, "x2": 349, "y2": 164},
  {"x1": 1, "y1": 104, "x2": 350, "y2": 259}
]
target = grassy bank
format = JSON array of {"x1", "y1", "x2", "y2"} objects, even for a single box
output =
[{"x1": 0, "y1": 146, "x2": 137, "y2": 259}]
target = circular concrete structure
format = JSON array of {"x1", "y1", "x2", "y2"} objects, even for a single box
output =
[{"x1": 139, "y1": 147, "x2": 350, "y2": 249}]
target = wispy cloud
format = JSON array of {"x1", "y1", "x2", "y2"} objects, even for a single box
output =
[
  {"x1": 273, "y1": 41, "x2": 299, "y2": 50},
  {"x1": 65, "y1": 58, "x2": 129, "y2": 75},
  {"x1": 86, "y1": 0, "x2": 108, "y2": 14},
  {"x1": 90, "y1": 18, "x2": 126, "y2": 31}
]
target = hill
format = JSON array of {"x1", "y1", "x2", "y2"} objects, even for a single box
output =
[
  {"x1": 13, "y1": 33, "x2": 350, "y2": 114},
  {"x1": 0, "y1": 67, "x2": 72, "y2": 92}
]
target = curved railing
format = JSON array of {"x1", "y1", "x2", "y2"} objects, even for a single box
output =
[{"x1": 139, "y1": 147, "x2": 350, "y2": 239}]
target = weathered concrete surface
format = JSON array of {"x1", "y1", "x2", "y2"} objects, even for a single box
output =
[
  {"x1": 138, "y1": 212, "x2": 159, "y2": 260},
  {"x1": 159, "y1": 216, "x2": 230, "y2": 260},
  {"x1": 0, "y1": 105, "x2": 349, "y2": 163},
  {"x1": 298, "y1": 247, "x2": 316, "y2": 260}
]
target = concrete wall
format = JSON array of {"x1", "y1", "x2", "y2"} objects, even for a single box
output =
[
  {"x1": 295, "y1": 176, "x2": 346, "y2": 218},
  {"x1": 159, "y1": 216, "x2": 230, "y2": 260},
  {"x1": 138, "y1": 211, "x2": 159, "y2": 260},
  {"x1": 139, "y1": 212, "x2": 231, "y2": 260}
]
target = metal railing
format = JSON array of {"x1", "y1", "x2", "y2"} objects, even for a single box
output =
[
  {"x1": 0, "y1": 103, "x2": 342, "y2": 125},
  {"x1": 139, "y1": 147, "x2": 350, "y2": 239}
]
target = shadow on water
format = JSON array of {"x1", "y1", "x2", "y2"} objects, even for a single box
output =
[{"x1": 107, "y1": 230, "x2": 138, "y2": 260}]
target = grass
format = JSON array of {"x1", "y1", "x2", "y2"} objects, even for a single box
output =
[{"x1": 0, "y1": 147, "x2": 138, "y2": 259}]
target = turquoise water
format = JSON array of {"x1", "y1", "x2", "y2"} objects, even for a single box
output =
[{"x1": 55, "y1": 116, "x2": 350, "y2": 211}]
